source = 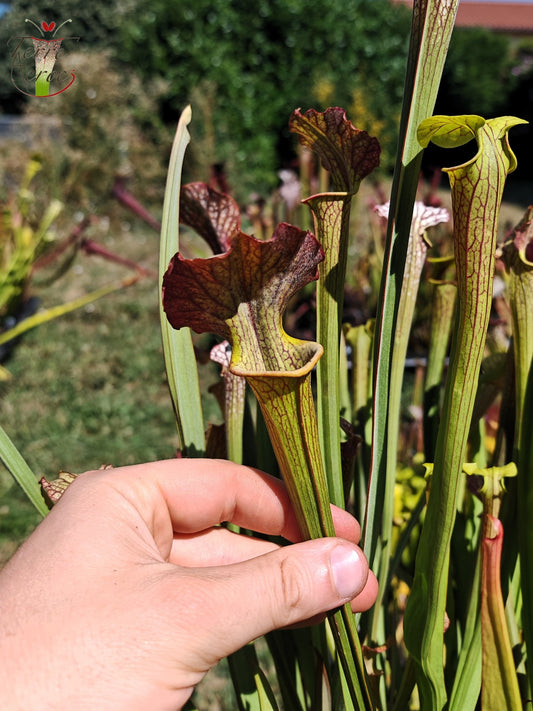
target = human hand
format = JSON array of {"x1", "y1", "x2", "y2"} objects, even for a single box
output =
[{"x1": 0, "y1": 459, "x2": 377, "y2": 710}]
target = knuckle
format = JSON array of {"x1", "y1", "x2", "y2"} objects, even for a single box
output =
[{"x1": 278, "y1": 555, "x2": 310, "y2": 619}]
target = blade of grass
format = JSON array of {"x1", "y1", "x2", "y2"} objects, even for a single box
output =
[
  {"x1": 159, "y1": 106, "x2": 205, "y2": 456},
  {"x1": 0, "y1": 277, "x2": 140, "y2": 349},
  {"x1": 0, "y1": 425, "x2": 48, "y2": 517}
]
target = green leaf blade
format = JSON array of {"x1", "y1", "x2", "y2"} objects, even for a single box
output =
[
  {"x1": 159, "y1": 106, "x2": 206, "y2": 457},
  {"x1": 0, "y1": 425, "x2": 48, "y2": 517}
]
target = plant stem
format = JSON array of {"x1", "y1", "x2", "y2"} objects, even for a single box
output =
[
  {"x1": 423, "y1": 280, "x2": 456, "y2": 460},
  {"x1": 246, "y1": 369, "x2": 375, "y2": 710},
  {"x1": 304, "y1": 192, "x2": 353, "y2": 508}
]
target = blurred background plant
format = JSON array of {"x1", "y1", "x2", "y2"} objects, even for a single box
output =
[
  {"x1": 0, "y1": 155, "x2": 61, "y2": 323},
  {"x1": 20, "y1": 50, "x2": 170, "y2": 224}
]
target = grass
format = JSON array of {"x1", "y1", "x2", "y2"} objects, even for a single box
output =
[{"x1": 0, "y1": 216, "x2": 223, "y2": 563}]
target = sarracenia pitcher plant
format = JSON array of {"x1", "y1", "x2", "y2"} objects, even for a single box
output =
[
  {"x1": 163, "y1": 222, "x2": 374, "y2": 710},
  {"x1": 5, "y1": 1, "x2": 533, "y2": 709},
  {"x1": 289, "y1": 107, "x2": 380, "y2": 510},
  {"x1": 464, "y1": 462, "x2": 521, "y2": 710},
  {"x1": 159, "y1": 103, "x2": 528, "y2": 709},
  {"x1": 404, "y1": 114, "x2": 526, "y2": 708}
]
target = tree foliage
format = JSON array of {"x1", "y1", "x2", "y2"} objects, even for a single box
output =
[
  {"x1": 0, "y1": 0, "x2": 523, "y2": 198},
  {"x1": 119, "y1": 0, "x2": 412, "y2": 195},
  {"x1": 437, "y1": 26, "x2": 516, "y2": 116}
]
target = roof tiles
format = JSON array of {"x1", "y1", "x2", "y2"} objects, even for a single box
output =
[{"x1": 393, "y1": 1, "x2": 533, "y2": 33}]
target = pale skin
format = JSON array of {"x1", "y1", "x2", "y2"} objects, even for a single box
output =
[{"x1": 0, "y1": 458, "x2": 377, "y2": 711}]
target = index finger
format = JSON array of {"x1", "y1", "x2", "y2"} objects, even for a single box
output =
[{"x1": 108, "y1": 459, "x2": 360, "y2": 544}]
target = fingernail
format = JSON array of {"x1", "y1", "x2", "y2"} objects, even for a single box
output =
[{"x1": 330, "y1": 544, "x2": 365, "y2": 599}]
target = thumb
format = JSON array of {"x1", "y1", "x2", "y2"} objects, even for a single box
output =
[{"x1": 171, "y1": 537, "x2": 369, "y2": 667}]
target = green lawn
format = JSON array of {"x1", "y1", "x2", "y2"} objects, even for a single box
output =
[{"x1": 0, "y1": 219, "x2": 222, "y2": 562}]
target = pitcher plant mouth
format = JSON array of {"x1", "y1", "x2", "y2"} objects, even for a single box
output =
[
  {"x1": 289, "y1": 107, "x2": 380, "y2": 193},
  {"x1": 302, "y1": 191, "x2": 351, "y2": 202},
  {"x1": 229, "y1": 340, "x2": 323, "y2": 380},
  {"x1": 162, "y1": 223, "x2": 325, "y2": 377}
]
